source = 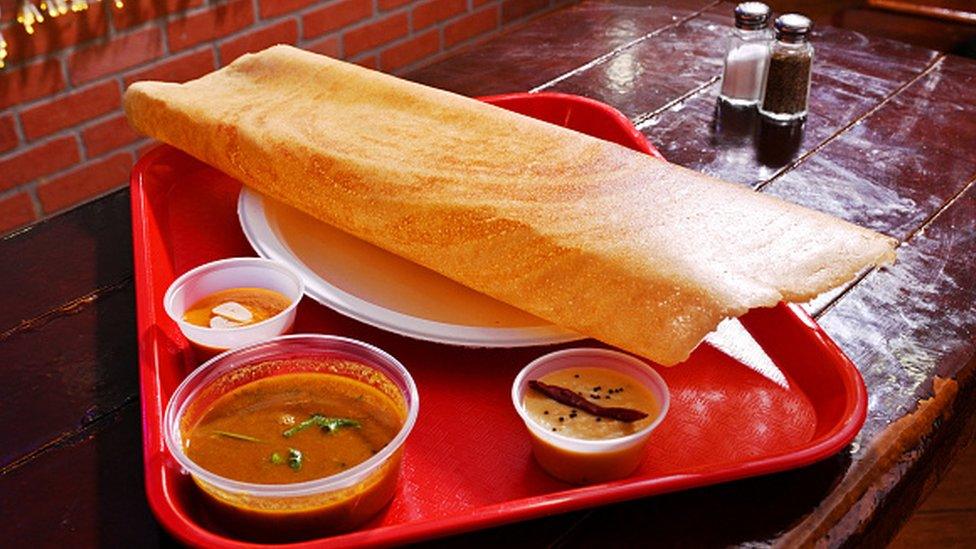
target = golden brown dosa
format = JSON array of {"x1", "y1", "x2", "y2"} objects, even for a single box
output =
[{"x1": 124, "y1": 45, "x2": 895, "y2": 366}]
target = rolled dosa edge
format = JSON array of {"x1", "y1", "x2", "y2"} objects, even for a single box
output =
[{"x1": 124, "y1": 45, "x2": 896, "y2": 366}]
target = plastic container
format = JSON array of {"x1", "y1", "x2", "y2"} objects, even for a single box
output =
[
  {"x1": 163, "y1": 257, "x2": 304, "y2": 352},
  {"x1": 512, "y1": 348, "x2": 670, "y2": 484},
  {"x1": 163, "y1": 334, "x2": 420, "y2": 542}
]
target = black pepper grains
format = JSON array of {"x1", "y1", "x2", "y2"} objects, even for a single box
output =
[
  {"x1": 761, "y1": 51, "x2": 811, "y2": 116},
  {"x1": 759, "y1": 14, "x2": 814, "y2": 122}
]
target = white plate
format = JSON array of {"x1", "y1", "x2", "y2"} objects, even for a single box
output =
[{"x1": 237, "y1": 189, "x2": 582, "y2": 347}]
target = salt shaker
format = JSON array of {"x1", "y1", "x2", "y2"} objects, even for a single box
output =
[
  {"x1": 719, "y1": 2, "x2": 772, "y2": 106},
  {"x1": 759, "y1": 14, "x2": 814, "y2": 122}
]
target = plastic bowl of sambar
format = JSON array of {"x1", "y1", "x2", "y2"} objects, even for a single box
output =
[
  {"x1": 163, "y1": 334, "x2": 419, "y2": 542},
  {"x1": 512, "y1": 348, "x2": 669, "y2": 484}
]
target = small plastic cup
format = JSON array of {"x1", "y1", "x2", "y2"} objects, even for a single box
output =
[
  {"x1": 163, "y1": 257, "x2": 305, "y2": 354},
  {"x1": 164, "y1": 334, "x2": 419, "y2": 542},
  {"x1": 512, "y1": 348, "x2": 670, "y2": 484}
]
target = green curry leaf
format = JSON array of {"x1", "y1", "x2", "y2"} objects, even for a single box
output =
[
  {"x1": 282, "y1": 414, "x2": 361, "y2": 438},
  {"x1": 287, "y1": 448, "x2": 303, "y2": 471}
]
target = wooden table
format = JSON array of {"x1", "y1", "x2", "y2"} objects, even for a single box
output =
[{"x1": 2, "y1": 0, "x2": 974, "y2": 545}]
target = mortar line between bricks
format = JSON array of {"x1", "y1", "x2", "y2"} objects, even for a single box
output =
[
  {"x1": 75, "y1": 132, "x2": 89, "y2": 162},
  {"x1": 159, "y1": 16, "x2": 171, "y2": 56},
  {"x1": 529, "y1": 0, "x2": 722, "y2": 93}
]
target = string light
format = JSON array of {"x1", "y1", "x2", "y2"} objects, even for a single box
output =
[
  {"x1": 17, "y1": 1, "x2": 45, "y2": 35},
  {"x1": 0, "y1": 4, "x2": 7, "y2": 69},
  {"x1": 0, "y1": 32, "x2": 7, "y2": 70},
  {"x1": 39, "y1": 0, "x2": 69, "y2": 18},
  {"x1": 6, "y1": 1, "x2": 126, "y2": 68}
]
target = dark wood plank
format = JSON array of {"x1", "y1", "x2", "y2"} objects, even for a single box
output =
[
  {"x1": 890, "y1": 439, "x2": 976, "y2": 548},
  {"x1": 559, "y1": 453, "x2": 854, "y2": 547},
  {"x1": 406, "y1": 0, "x2": 718, "y2": 96},
  {"x1": 818, "y1": 182, "x2": 976, "y2": 448},
  {"x1": 765, "y1": 55, "x2": 976, "y2": 240},
  {"x1": 838, "y1": 7, "x2": 976, "y2": 54},
  {"x1": 0, "y1": 277, "x2": 137, "y2": 469},
  {"x1": 912, "y1": 437, "x2": 976, "y2": 513},
  {"x1": 637, "y1": 26, "x2": 938, "y2": 185},
  {"x1": 891, "y1": 511, "x2": 976, "y2": 549},
  {"x1": 547, "y1": 9, "x2": 729, "y2": 119},
  {"x1": 0, "y1": 190, "x2": 133, "y2": 335},
  {"x1": 0, "y1": 403, "x2": 170, "y2": 547}
]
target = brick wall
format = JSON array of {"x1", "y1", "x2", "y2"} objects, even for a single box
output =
[{"x1": 0, "y1": 0, "x2": 563, "y2": 236}]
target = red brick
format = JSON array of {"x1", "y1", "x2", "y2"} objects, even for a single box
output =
[
  {"x1": 0, "y1": 59, "x2": 66, "y2": 110},
  {"x1": 378, "y1": 0, "x2": 412, "y2": 11},
  {"x1": 0, "y1": 192, "x2": 37, "y2": 234},
  {"x1": 20, "y1": 82, "x2": 121, "y2": 141},
  {"x1": 0, "y1": 137, "x2": 81, "y2": 192},
  {"x1": 82, "y1": 115, "x2": 142, "y2": 157},
  {"x1": 259, "y1": 0, "x2": 320, "y2": 18},
  {"x1": 0, "y1": 116, "x2": 18, "y2": 154},
  {"x1": 353, "y1": 55, "x2": 379, "y2": 70},
  {"x1": 3, "y1": 4, "x2": 108, "y2": 63},
  {"x1": 303, "y1": 0, "x2": 373, "y2": 39},
  {"x1": 342, "y1": 13, "x2": 408, "y2": 56},
  {"x1": 68, "y1": 27, "x2": 163, "y2": 85},
  {"x1": 167, "y1": 0, "x2": 254, "y2": 52},
  {"x1": 37, "y1": 152, "x2": 133, "y2": 214},
  {"x1": 502, "y1": 0, "x2": 548, "y2": 23},
  {"x1": 472, "y1": 0, "x2": 493, "y2": 5},
  {"x1": 413, "y1": 0, "x2": 467, "y2": 30},
  {"x1": 305, "y1": 36, "x2": 341, "y2": 57},
  {"x1": 219, "y1": 19, "x2": 299, "y2": 65},
  {"x1": 380, "y1": 30, "x2": 440, "y2": 72},
  {"x1": 113, "y1": 0, "x2": 206, "y2": 30},
  {"x1": 124, "y1": 48, "x2": 216, "y2": 86},
  {"x1": 444, "y1": 7, "x2": 499, "y2": 47}
]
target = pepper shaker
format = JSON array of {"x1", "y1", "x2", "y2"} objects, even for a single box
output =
[
  {"x1": 719, "y1": 2, "x2": 772, "y2": 106},
  {"x1": 759, "y1": 14, "x2": 814, "y2": 122}
]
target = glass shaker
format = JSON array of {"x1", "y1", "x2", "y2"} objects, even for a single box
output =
[
  {"x1": 759, "y1": 14, "x2": 814, "y2": 122},
  {"x1": 719, "y1": 2, "x2": 772, "y2": 107}
]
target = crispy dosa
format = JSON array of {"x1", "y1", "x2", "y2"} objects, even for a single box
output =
[{"x1": 124, "y1": 45, "x2": 895, "y2": 366}]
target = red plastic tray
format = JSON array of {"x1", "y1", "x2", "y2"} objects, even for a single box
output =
[{"x1": 131, "y1": 92, "x2": 866, "y2": 548}]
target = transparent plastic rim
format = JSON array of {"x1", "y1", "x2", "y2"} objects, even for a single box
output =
[
  {"x1": 511, "y1": 348, "x2": 670, "y2": 453},
  {"x1": 163, "y1": 334, "x2": 420, "y2": 498},
  {"x1": 162, "y1": 257, "x2": 306, "y2": 333}
]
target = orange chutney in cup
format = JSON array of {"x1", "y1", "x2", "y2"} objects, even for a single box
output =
[{"x1": 179, "y1": 359, "x2": 408, "y2": 541}]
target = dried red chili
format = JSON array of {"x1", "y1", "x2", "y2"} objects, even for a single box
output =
[{"x1": 528, "y1": 380, "x2": 648, "y2": 423}]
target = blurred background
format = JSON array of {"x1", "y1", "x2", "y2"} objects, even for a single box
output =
[{"x1": 776, "y1": 0, "x2": 976, "y2": 55}]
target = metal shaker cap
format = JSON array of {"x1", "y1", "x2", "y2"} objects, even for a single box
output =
[
  {"x1": 733, "y1": 2, "x2": 771, "y2": 30},
  {"x1": 774, "y1": 13, "x2": 813, "y2": 43}
]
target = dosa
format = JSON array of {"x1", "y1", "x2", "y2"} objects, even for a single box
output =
[{"x1": 124, "y1": 45, "x2": 895, "y2": 366}]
